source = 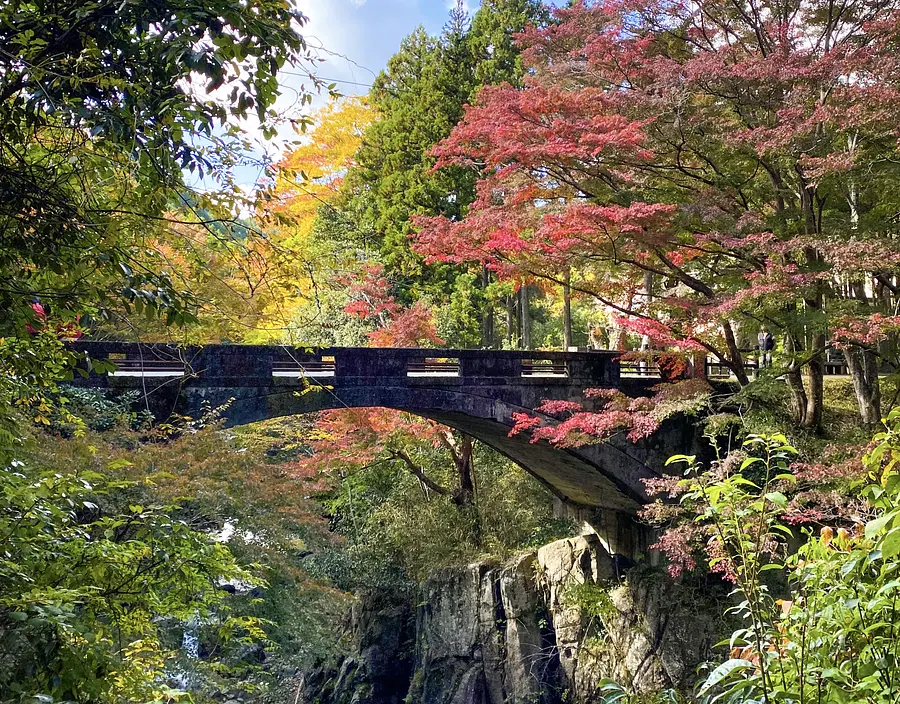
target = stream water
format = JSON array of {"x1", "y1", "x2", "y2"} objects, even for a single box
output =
[{"x1": 182, "y1": 616, "x2": 200, "y2": 659}]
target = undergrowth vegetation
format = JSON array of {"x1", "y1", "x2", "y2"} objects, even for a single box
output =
[
  {"x1": 306, "y1": 444, "x2": 572, "y2": 588},
  {"x1": 598, "y1": 417, "x2": 900, "y2": 704},
  {"x1": 1, "y1": 386, "x2": 346, "y2": 702},
  {"x1": 1, "y1": 373, "x2": 569, "y2": 701}
]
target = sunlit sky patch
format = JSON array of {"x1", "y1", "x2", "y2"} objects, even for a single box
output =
[{"x1": 225, "y1": 0, "x2": 476, "y2": 191}]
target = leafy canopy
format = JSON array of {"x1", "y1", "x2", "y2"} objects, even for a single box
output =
[{"x1": 0, "y1": 0, "x2": 315, "y2": 333}]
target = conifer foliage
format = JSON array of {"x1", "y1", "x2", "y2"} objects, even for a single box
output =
[{"x1": 340, "y1": 0, "x2": 546, "y2": 347}]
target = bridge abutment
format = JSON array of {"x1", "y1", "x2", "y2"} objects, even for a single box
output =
[{"x1": 551, "y1": 498, "x2": 656, "y2": 562}]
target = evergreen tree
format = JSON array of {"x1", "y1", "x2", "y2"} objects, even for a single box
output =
[
  {"x1": 336, "y1": 0, "x2": 545, "y2": 348},
  {"x1": 350, "y1": 26, "x2": 467, "y2": 277},
  {"x1": 468, "y1": 0, "x2": 547, "y2": 91}
]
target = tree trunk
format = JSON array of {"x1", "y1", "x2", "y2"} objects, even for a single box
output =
[
  {"x1": 803, "y1": 290, "x2": 826, "y2": 432},
  {"x1": 608, "y1": 318, "x2": 625, "y2": 351},
  {"x1": 455, "y1": 435, "x2": 481, "y2": 545},
  {"x1": 874, "y1": 275, "x2": 896, "y2": 364},
  {"x1": 845, "y1": 345, "x2": 881, "y2": 427},
  {"x1": 804, "y1": 349, "x2": 824, "y2": 431},
  {"x1": 452, "y1": 435, "x2": 476, "y2": 507},
  {"x1": 506, "y1": 295, "x2": 515, "y2": 347},
  {"x1": 520, "y1": 285, "x2": 532, "y2": 350},
  {"x1": 482, "y1": 265, "x2": 494, "y2": 349},
  {"x1": 562, "y1": 270, "x2": 573, "y2": 350},
  {"x1": 722, "y1": 320, "x2": 750, "y2": 385},
  {"x1": 640, "y1": 271, "x2": 653, "y2": 352},
  {"x1": 784, "y1": 333, "x2": 808, "y2": 426},
  {"x1": 798, "y1": 199, "x2": 825, "y2": 430},
  {"x1": 435, "y1": 431, "x2": 481, "y2": 544},
  {"x1": 786, "y1": 370, "x2": 808, "y2": 426}
]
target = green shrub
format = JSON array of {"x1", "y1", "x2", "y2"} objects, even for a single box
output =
[
  {"x1": 631, "y1": 420, "x2": 900, "y2": 704},
  {"x1": 694, "y1": 415, "x2": 900, "y2": 704},
  {"x1": 0, "y1": 452, "x2": 259, "y2": 701},
  {"x1": 316, "y1": 444, "x2": 571, "y2": 584}
]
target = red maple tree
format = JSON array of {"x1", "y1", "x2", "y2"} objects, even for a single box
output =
[
  {"x1": 414, "y1": 0, "x2": 900, "y2": 431},
  {"x1": 292, "y1": 408, "x2": 478, "y2": 507},
  {"x1": 342, "y1": 265, "x2": 444, "y2": 348}
]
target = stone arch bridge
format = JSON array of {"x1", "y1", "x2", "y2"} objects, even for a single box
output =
[{"x1": 69, "y1": 342, "x2": 699, "y2": 550}]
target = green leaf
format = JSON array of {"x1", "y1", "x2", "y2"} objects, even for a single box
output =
[
  {"x1": 880, "y1": 527, "x2": 900, "y2": 558},
  {"x1": 866, "y1": 510, "x2": 898, "y2": 539},
  {"x1": 740, "y1": 457, "x2": 760, "y2": 471},
  {"x1": 774, "y1": 472, "x2": 797, "y2": 482},
  {"x1": 699, "y1": 659, "x2": 755, "y2": 695},
  {"x1": 875, "y1": 579, "x2": 900, "y2": 596},
  {"x1": 765, "y1": 491, "x2": 788, "y2": 507},
  {"x1": 772, "y1": 524, "x2": 795, "y2": 539}
]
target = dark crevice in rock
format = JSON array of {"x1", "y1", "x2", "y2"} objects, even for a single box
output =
[{"x1": 633, "y1": 611, "x2": 671, "y2": 687}]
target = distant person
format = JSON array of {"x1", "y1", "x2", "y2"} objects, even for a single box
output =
[
  {"x1": 758, "y1": 327, "x2": 774, "y2": 368},
  {"x1": 588, "y1": 323, "x2": 604, "y2": 350},
  {"x1": 25, "y1": 296, "x2": 82, "y2": 340}
]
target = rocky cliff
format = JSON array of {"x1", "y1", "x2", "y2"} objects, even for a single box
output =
[{"x1": 299, "y1": 535, "x2": 722, "y2": 704}]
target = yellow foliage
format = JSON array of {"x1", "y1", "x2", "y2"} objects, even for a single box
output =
[
  {"x1": 120, "y1": 97, "x2": 374, "y2": 344},
  {"x1": 243, "y1": 96, "x2": 374, "y2": 342},
  {"x1": 270, "y1": 96, "x2": 374, "y2": 248}
]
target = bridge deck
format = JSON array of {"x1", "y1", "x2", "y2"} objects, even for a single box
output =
[{"x1": 66, "y1": 341, "x2": 698, "y2": 518}]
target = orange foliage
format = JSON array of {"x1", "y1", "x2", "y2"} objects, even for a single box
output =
[
  {"x1": 288, "y1": 408, "x2": 443, "y2": 478},
  {"x1": 268, "y1": 97, "x2": 373, "y2": 245}
]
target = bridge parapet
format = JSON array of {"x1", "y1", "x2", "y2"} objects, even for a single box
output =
[
  {"x1": 63, "y1": 341, "x2": 696, "y2": 515},
  {"x1": 69, "y1": 342, "x2": 621, "y2": 388}
]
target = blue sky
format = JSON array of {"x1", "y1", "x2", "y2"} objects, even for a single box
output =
[
  {"x1": 299, "y1": 0, "x2": 463, "y2": 95},
  {"x1": 225, "y1": 0, "x2": 472, "y2": 191}
]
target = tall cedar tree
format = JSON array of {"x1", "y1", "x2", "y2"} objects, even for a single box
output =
[{"x1": 340, "y1": 0, "x2": 545, "y2": 348}]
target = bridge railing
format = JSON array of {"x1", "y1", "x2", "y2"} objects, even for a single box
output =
[
  {"x1": 705, "y1": 357, "x2": 759, "y2": 378},
  {"x1": 67, "y1": 342, "x2": 622, "y2": 386}
]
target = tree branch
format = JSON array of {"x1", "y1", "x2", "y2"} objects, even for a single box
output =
[{"x1": 390, "y1": 449, "x2": 451, "y2": 496}]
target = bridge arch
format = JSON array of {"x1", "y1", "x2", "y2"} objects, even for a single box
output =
[{"x1": 70, "y1": 343, "x2": 695, "y2": 514}]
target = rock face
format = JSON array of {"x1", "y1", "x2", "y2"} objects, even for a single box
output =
[
  {"x1": 301, "y1": 536, "x2": 721, "y2": 704},
  {"x1": 299, "y1": 591, "x2": 415, "y2": 704}
]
